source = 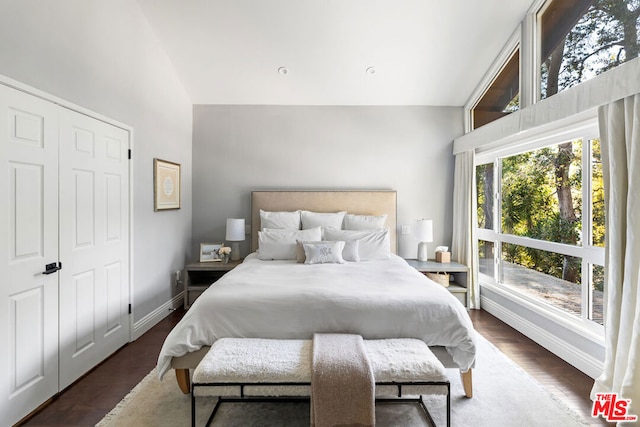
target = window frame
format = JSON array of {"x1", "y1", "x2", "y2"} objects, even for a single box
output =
[
  {"x1": 471, "y1": 47, "x2": 520, "y2": 130},
  {"x1": 465, "y1": 0, "x2": 640, "y2": 132},
  {"x1": 476, "y1": 118, "x2": 605, "y2": 336},
  {"x1": 464, "y1": 27, "x2": 521, "y2": 133}
]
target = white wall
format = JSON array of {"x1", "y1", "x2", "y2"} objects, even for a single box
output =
[
  {"x1": 0, "y1": 1, "x2": 193, "y2": 328},
  {"x1": 192, "y1": 105, "x2": 463, "y2": 259}
]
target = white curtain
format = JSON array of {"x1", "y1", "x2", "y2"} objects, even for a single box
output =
[
  {"x1": 591, "y1": 93, "x2": 640, "y2": 424},
  {"x1": 451, "y1": 150, "x2": 480, "y2": 309}
]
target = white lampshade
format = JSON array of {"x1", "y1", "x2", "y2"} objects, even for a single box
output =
[
  {"x1": 415, "y1": 219, "x2": 433, "y2": 242},
  {"x1": 226, "y1": 218, "x2": 245, "y2": 261},
  {"x1": 225, "y1": 218, "x2": 245, "y2": 241}
]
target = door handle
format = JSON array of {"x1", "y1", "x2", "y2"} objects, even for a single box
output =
[{"x1": 42, "y1": 262, "x2": 62, "y2": 275}]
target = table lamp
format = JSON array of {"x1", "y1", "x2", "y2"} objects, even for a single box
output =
[
  {"x1": 415, "y1": 219, "x2": 433, "y2": 262},
  {"x1": 225, "y1": 218, "x2": 245, "y2": 261}
]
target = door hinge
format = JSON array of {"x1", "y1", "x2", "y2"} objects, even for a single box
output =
[
  {"x1": 128, "y1": 304, "x2": 132, "y2": 314},
  {"x1": 128, "y1": 149, "x2": 132, "y2": 160}
]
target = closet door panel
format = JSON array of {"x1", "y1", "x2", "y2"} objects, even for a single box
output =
[
  {"x1": 0, "y1": 85, "x2": 60, "y2": 426},
  {"x1": 58, "y1": 109, "x2": 130, "y2": 390}
]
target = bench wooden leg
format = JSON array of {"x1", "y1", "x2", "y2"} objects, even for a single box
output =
[
  {"x1": 461, "y1": 369, "x2": 473, "y2": 398},
  {"x1": 176, "y1": 368, "x2": 191, "y2": 394}
]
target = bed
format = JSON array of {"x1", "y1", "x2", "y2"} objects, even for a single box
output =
[{"x1": 157, "y1": 190, "x2": 477, "y2": 396}]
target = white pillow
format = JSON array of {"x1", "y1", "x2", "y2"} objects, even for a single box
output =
[
  {"x1": 303, "y1": 241, "x2": 345, "y2": 264},
  {"x1": 297, "y1": 239, "x2": 358, "y2": 263},
  {"x1": 343, "y1": 213, "x2": 387, "y2": 230},
  {"x1": 258, "y1": 227, "x2": 321, "y2": 260},
  {"x1": 295, "y1": 239, "x2": 316, "y2": 263},
  {"x1": 323, "y1": 229, "x2": 390, "y2": 260},
  {"x1": 342, "y1": 239, "x2": 360, "y2": 262},
  {"x1": 260, "y1": 209, "x2": 301, "y2": 230},
  {"x1": 300, "y1": 211, "x2": 346, "y2": 230}
]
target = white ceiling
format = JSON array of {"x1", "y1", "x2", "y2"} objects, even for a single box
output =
[{"x1": 136, "y1": 0, "x2": 534, "y2": 106}]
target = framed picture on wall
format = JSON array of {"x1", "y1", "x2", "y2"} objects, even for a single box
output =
[
  {"x1": 154, "y1": 158, "x2": 181, "y2": 211},
  {"x1": 200, "y1": 243, "x2": 223, "y2": 262}
]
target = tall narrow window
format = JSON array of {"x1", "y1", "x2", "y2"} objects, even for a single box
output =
[
  {"x1": 539, "y1": 0, "x2": 640, "y2": 100},
  {"x1": 476, "y1": 163, "x2": 495, "y2": 230},
  {"x1": 591, "y1": 264, "x2": 604, "y2": 325},
  {"x1": 472, "y1": 48, "x2": 520, "y2": 129},
  {"x1": 591, "y1": 138, "x2": 604, "y2": 247}
]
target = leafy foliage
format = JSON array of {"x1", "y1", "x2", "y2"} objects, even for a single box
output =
[
  {"x1": 591, "y1": 139, "x2": 605, "y2": 247},
  {"x1": 477, "y1": 138, "x2": 605, "y2": 292},
  {"x1": 541, "y1": 0, "x2": 640, "y2": 98},
  {"x1": 475, "y1": 1, "x2": 618, "y2": 317},
  {"x1": 500, "y1": 142, "x2": 583, "y2": 283}
]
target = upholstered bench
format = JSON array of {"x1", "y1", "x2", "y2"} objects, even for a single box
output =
[{"x1": 191, "y1": 337, "x2": 450, "y2": 427}]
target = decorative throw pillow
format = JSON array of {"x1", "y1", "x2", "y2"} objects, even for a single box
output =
[
  {"x1": 296, "y1": 239, "x2": 314, "y2": 263},
  {"x1": 299, "y1": 239, "x2": 359, "y2": 262},
  {"x1": 259, "y1": 209, "x2": 301, "y2": 230},
  {"x1": 303, "y1": 241, "x2": 346, "y2": 264},
  {"x1": 343, "y1": 213, "x2": 387, "y2": 230}
]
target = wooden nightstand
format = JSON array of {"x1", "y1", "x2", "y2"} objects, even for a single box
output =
[
  {"x1": 183, "y1": 259, "x2": 242, "y2": 309},
  {"x1": 406, "y1": 259, "x2": 469, "y2": 308}
]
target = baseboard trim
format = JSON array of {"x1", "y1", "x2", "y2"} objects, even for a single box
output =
[
  {"x1": 132, "y1": 292, "x2": 184, "y2": 341},
  {"x1": 481, "y1": 295, "x2": 603, "y2": 379}
]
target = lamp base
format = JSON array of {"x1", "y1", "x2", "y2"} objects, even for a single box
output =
[
  {"x1": 230, "y1": 242, "x2": 240, "y2": 261},
  {"x1": 417, "y1": 242, "x2": 429, "y2": 262}
]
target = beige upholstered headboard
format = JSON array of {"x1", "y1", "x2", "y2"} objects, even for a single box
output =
[{"x1": 251, "y1": 190, "x2": 397, "y2": 254}]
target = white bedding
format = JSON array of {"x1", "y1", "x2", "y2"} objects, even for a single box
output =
[{"x1": 157, "y1": 253, "x2": 477, "y2": 379}]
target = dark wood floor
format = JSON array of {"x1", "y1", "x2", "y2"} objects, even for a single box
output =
[
  {"x1": 468, "y1": 310, "x2": 612, "y2": 427},
  {"x1": 17, "y1": 308, "x2": 610, "y2": 426}
]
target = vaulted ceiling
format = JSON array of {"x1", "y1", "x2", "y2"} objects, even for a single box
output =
[{"x1": 136, "y1": 0, "x2": 535, "y2": 106}]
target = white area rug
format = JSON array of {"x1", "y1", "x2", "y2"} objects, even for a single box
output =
[{"x1": 96, "y1": 333, "x2": 588, "y2": 426}]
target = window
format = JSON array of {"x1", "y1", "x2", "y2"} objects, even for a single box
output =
[
  {"x1": 476, "y1": 163, "x2": 495, "y2": 229},
  {"x1": 466, "y1": 0, "x2": 640, "y2": 133},
  {"x1": 501, "y1": 242, "x2": 583, "y2": 317},
  {"x1": 476, "y1": 129, "x2": 605, "y2": 326},
  {"x1": 472, "y1": 48, "x2": 520, "y2": 129},
  {"x1": 501, "y1": 141, "x2": 582, "y2": 246},
  {"x1": 539, "y1": 0, "x2": 640, "y2": 100},
  {"x1": 591, "y1": 138, "x2": 605, "y2": 247}
]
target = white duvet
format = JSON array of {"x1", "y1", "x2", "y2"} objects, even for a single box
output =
[{"x1": 157, "y1": 253, "x2": 477, "y2": 379}]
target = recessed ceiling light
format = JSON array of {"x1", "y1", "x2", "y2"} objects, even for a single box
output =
[
  {"x1": 366, "y1": 67, "x2": 376, "y2": 75},
  {"x1": 278, "y1": 66, "x2": 289, "y2": 75}
]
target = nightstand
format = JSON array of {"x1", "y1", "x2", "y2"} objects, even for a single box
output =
[
  {"x1": 406, "y1": 259, "x2": 469, "y2": 308},
  {"x1": 183, "y1": 259, "x2": 242, "y2": 309}
]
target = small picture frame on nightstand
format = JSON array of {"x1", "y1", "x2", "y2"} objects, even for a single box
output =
[{"x1": 199, "y1": 243, "x2": 223, "y2": 262}]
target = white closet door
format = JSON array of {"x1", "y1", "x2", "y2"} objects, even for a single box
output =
[
  {"x1": 58, "y1": 108, "x2": 130, "y2": 389},
  {"x1": 0, "y1": 85, "x2": 60, "y2": 425}
]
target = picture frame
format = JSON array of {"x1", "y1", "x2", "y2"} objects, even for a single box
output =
[
  {"x1": 154, "y1": 158, "x2": 181, "y2": 211},
  {"x1": 200, "y1": 243, "x2": 223, "y2": 262}
]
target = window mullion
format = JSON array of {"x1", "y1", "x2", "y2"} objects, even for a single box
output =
[
  {"x1": 495, "y1": 159, "x2": 502, "y2": 284},
  {"x1": 583, "y1": 137, "x2": 593, "y2": 252},
  {"x1": 500, "y1": 234, "x2": 586, "y2": 258},
  {"x1": 582, "y1": 137, "x2": 592, "y2": 321},
  {"x1": 520, "y1": 12, "x2": 537, "y2": 108},
  {"x1": 583, "y1": 262, "x2": 591, "y2": 321}
]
